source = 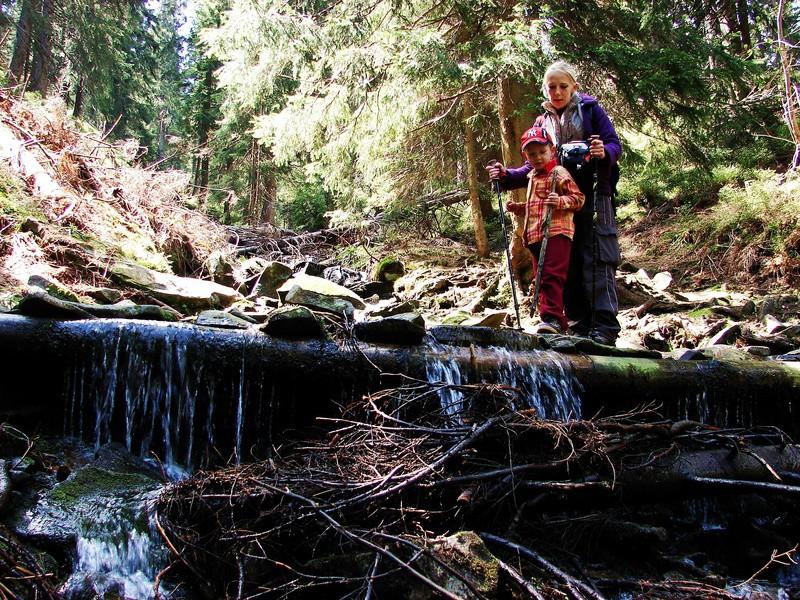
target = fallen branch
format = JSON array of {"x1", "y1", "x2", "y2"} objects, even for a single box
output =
[
  {"x1": 688, "y1": 475, "x2": 800, "y2": 495},
  {"x1": 478, "y1": 532, "x2": 606, "y2": 600},
  {"x1": 735, "y1": 543, "x2": 798, "y2": 587},
  {"x1": 497, "y1": 558, "x2": 548, "y2": 599},
  {"x1": 153, "y1": 511, "x2": 217, "y2": 600}
]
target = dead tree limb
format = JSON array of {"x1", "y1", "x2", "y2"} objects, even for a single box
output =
[
  {"x1": 255, "y1": 480, "x2": 472, "y2": 600},
  {"x1": 478, "y1": 532, "x2": 606, "y2": 600},
  {"x1": 688, "y1": 476, "x2": 800, "y2": 495},
  {"x1": 496, "y1": 559, "x2": 548, "y2": 600}
]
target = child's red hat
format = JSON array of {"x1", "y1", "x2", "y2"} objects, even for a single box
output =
[{"x1": 520, "y1": 126, "x2": 553, "y2": 153}]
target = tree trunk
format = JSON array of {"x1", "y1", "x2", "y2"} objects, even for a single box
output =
[
  {"x1": 195, "y1": 122, "x2": 210, "y2": 208},
  {"x1": 157, "y1": 109, "x2": 168, "y2": 162},
  {"x1": 248, "y1": 138, "x2": 261, "y2": 225},
  {"x1": 193, "y1": 62, "x2": 216, "y2": 204},
  {"x1": 72, "y1": 75, "x2": 84, "y2": 118},
  {"x1": 498, "y1": 77, "x2": 534, "y2": 289},
  {"x1": 9, "y1": 0, "x2": 35, "y2": 85},
  {"x1": 721, "y1": 0, "x2": 742, "y2": 55},
  {"x1": 29, "y1": 0, "x2": 53, "y2": 97},
  {"x1": 463, "y1": 95, "x2": 490, "y2": 258},
  {"x1": 735, "y1": 0, "x2": 751, "y2": 51},
  {"x1": 223, "y1": 191, "x2": 233, "y2": 225},
  {"x1": 260, "y1": 153, "x2": 276, "y2": 225},
  {"x1": 777, "y1": 0, "x2": 800, "y2": 168},
  {"x1": 198, "y1": 155, "x2": 209, "y2": 209}
]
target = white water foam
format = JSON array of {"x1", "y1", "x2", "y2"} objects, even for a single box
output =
[{"x1": 59, "y1": 490, "x2": 167, "y2": 599}]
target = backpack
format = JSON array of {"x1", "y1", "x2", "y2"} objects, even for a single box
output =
[{"x1": 539, "y1": 104, "x2": 621, "y2": 199}]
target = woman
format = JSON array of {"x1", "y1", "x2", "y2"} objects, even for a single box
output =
[{"x1": 489, "y1": 60, "x2": 622, "y2": 345}]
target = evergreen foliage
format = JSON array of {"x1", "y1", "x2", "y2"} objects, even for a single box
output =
[
  {"x1": 3, "y1": 0, "x2": 187, "y2": 161},
  {"x1": 2, "y1": 0, "x2": 798, "y2": 235},
  {"x1": 187, "y1": 0, "x2": 797, "y2": 229}
]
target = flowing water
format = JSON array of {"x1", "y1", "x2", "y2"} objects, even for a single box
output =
[
  {"x1": 424, "y1": 342, "x2": 582, "y2": 423},
  {"x1": 63, "y1": 320, "x2": 260, "y2": 473},
  {"x1": 50, "y1": 323, "x2": 591, "y2": 598},
  {"x1": 58, "y1": 488, "x2": 167, "y2": 599},
  {"x1": 63, "y1": 322, "x2": 586, "y2": 471},
  {"x1": 8, "y1": 317, "x2": 793, "y2": 598}
]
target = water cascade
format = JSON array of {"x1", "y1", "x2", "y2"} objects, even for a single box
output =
[
  {"x1": 424, "y1": 342, "x2": 581, "y2": 422},
  {"x1": 3, "y1": 314, "x2": 800, "y2": 468},
  {"x1": 3, "y1": 314, "x2": 800, "y2": 597},
  {"x1": 60, "y1": 489, "x2": 166, "y2": 598}
]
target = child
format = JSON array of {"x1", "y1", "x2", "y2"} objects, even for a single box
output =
[{"x1": 505, "y1": 126, "x2": 584, "y2": 335}]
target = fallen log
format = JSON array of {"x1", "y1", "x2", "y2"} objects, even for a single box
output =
[
  {"x1": 2, "y1": 314, "x2": 800, "y2": 460},
  {"x1": 499, "y1": 445, "x2": 800, "y2": 506}
]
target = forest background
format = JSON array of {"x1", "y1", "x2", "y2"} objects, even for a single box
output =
[{"x1": 1, "y1": 0, "x2": 799, "y2": 288}]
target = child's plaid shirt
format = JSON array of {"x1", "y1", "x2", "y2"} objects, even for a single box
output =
[{"x1": 508, "y1": 162, "x2": 584, "y2": 245}]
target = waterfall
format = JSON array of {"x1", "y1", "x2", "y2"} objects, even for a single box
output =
[
  {"x1": 424, "y1": 347, "x2": 466, "y2": 421},
  {"x1": 61, "y1": 322, "x2": 587, "y2": 473},
  {"x1": 60, "y1": 489, "x2": 167, "y2": 599},
  {"x1": 63, "y1": 320, "x2": 265, "y2": 472},
  {"x1": 424, "y1": 342, "x2": 582, "y2": 422}
]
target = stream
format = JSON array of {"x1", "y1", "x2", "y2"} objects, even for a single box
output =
[{"x1": 1, "y1": 314, "x2": 800, "y2": 597}]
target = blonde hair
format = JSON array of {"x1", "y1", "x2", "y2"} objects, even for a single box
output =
[{"x1": 541, "y1": 60, "x2": 580, "y2": 97}]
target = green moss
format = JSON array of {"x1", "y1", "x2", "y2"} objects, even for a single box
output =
[
  {"x1": 590, "y1": 356, "x2": 664, "y2": 377},
  {"x1": 434, "y1": 532, "x2": 500, "y2": 595},
  {"x1": 372, "y1": 256, "x2": 405, "y2": 281},
  {"x1": 0, "y1": 168, "x2": 45, "y2": 222},
  {"x1": 441, "y1": 310, "x2": 470, "y2": 325},
  {"x1": 0, "y1": 293, "x2": 23, "y2": 310},
  {"x1": 48, "y1": 467, "x2": 156, "y2": 508}
]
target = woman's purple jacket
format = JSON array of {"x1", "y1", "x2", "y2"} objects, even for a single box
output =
[{"x1": 502, "y1": 93, "x2": 621, "y2": 198}]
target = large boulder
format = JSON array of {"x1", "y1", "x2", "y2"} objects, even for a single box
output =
[
  {"x1": 15, "y1": 287, "x2": 96, "y2": 320},
  {"x1": 353, "y1": 312, "x2": 426, "y2": 345},
  {"x1": 14, "y1": 288, "x2": 182, "y2": 321},
  {"x1": 278, "y1": 274, "x2": 366, "y2": 318},
  {"x1": 257, "y1": 261, "x2": 293, "y2": 298},
  {"x1": 260, "y1": 305, "x2": 327, "y2": 339},
  {"x1": 110, "y1": 260, "x2": 242, "y2": 311}
]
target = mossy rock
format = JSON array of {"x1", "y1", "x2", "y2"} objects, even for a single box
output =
[
  {"x1": 441, "y1": 310, "x2": 471, "y2": 325},
  {"x1": 47, "y1": 466, "x2": 156, "y2": 509},
  {"x1": 27, "y1": 274, "x2": 82, "y2": 303},
  {"x1": 371, "y1": 257, "x2": 405, "y2": 282}
]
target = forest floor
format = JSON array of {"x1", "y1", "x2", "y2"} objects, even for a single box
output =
[{"x1": 1, "y1": 91, "x2": 796, "y2": 337}]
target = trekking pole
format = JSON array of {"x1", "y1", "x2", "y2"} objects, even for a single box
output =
[
  {"x1": 590, "y1": 138, "x2": 600, "y2": 334},
  {"x1": 489, "y1": 164, "x2": 522, "y2": 329},
  {"x1": 530, "y1": 172, "x2": 557, "y2": 318}
]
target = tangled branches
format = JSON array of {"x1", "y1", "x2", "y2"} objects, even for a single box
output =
[
  {"x1": 155, "y1": 383, "x2": 800, "y2": 599},
  {"x1": 0, "y1": 525, "x2": 60, "y2": 600}
]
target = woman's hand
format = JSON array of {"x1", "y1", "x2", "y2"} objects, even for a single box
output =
[
  {"x1": 589, "y1": 135, "x2": 605, "y2": 160},
  {"x1": 506, "y1": 200, "x2": 524, "y2": 214},
  {"x1": 486, "y1": 160, "x2": 506, "y2": 180}
]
